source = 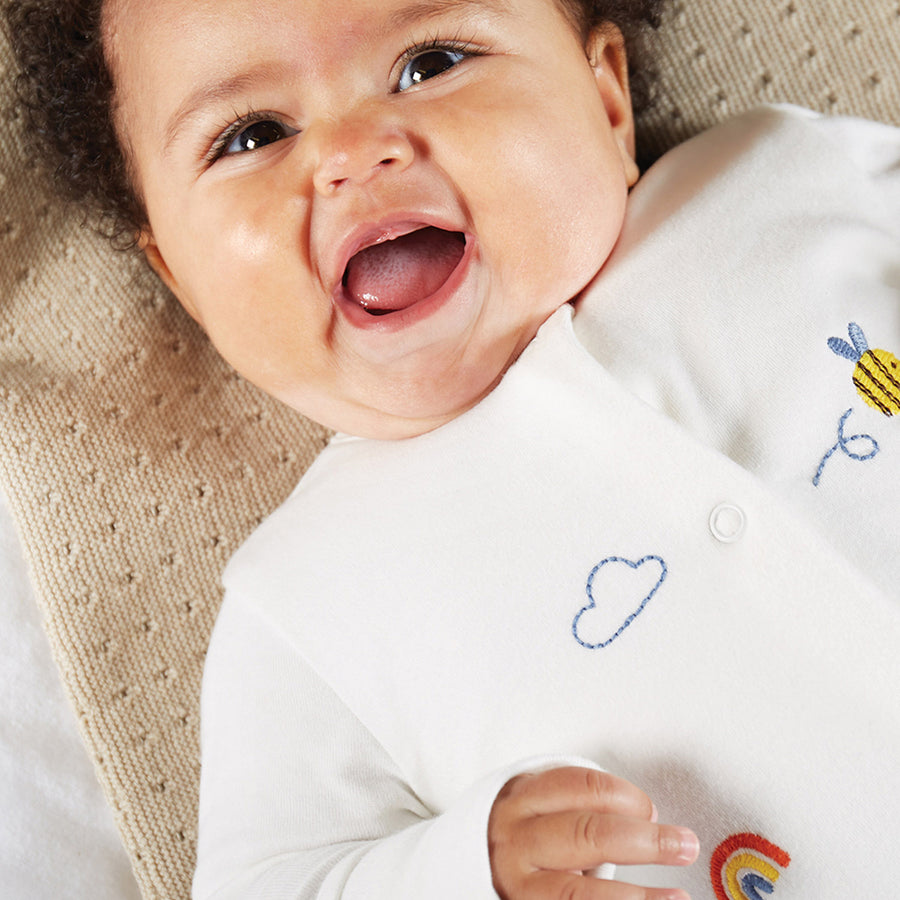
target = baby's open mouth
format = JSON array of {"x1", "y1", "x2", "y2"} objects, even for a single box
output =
[{"x1": 342, "y1": 227, "x2": 466, "y2": 316}]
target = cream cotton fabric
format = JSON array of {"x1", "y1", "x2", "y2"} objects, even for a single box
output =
[{"x1": 0, "y1": 1, "x2": 899, "y2": 898}]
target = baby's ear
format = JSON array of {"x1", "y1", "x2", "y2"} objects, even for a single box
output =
[
  {"x1": 138, "y1": 231, "x2": 202, "y2": 323},
  {"x1": 587, "y1": 24, "x2": 640, "y2": 187}
]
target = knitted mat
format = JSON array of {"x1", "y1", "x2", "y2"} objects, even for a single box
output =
[
  {"x1": 637, "y1": 0, "x2": 900, "y2": 160},
  {"x1": 0, "y1": 1, "x2": 897, "y2": 897}
]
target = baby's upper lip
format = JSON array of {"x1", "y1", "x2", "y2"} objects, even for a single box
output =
[{"x1": 325, "y1": 212, "x2": 468, "y2": 298}]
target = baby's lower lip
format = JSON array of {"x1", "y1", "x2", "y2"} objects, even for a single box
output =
[{"x1": 334, "y1": 232, "x2": 472, "y2": 333}]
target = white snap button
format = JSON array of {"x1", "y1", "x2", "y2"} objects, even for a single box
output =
[{"x1": 709, "y1": 502, "x2": 746, "y2": 543}]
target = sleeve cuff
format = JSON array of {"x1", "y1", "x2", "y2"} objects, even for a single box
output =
[{"x1": 344, "y1": 754, "x2": 606, "y2": 900}]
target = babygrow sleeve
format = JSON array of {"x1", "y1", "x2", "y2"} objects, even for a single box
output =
[
  {"x1": 814, "y1": 110, "x2": 900, "y2": 234},
  {"x1": 192, "y1": 593, "x2": 591, "y2": 900}
]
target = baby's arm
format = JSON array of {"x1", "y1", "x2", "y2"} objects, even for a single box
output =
[
  {"x1": 489, "y1": 768, "x2": 698, "y2": 900},
  {"x1": 196, "y1": 591, "x2": 529, "y2": 899},
  {"x1": 194, "y1": 593, "x2": 696, "y2": 899},
  {"x1": 194, "y1": 592, "x2": 446, "y2": 899}
]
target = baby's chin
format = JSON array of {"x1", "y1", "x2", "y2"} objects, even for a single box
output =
[
  {"x1": 278, "y1": 295, "x2": 571, "y2": 439},
  {"x1": 329, "y1": 388, "x2": 493, "y2": 440},
  {"x1": 290, "y1": 365, "x2": 505, "y2": 441},
  {"x1": 301, "y1": 405, "x2": 465, "y2": 441}
]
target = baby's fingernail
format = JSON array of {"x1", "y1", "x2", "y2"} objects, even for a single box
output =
[
  {"x1": 675, "y1": 828, "x2": 700, "y2": 864},
  {"x1": 650, "y1": 803, "x2": 659, "y2": 823}
]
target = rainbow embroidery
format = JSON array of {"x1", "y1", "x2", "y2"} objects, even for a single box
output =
[{"x1": 710, "y1": 833, "x2": 791, "y2": 900}]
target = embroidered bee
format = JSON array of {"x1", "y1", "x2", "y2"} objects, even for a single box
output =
[{"x1": 828, "y1": 323, "x2": 900, "y2": 416}]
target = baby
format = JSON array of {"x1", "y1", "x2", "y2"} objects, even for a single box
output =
[{"x1": 6, "y1": 0, "x2": 900, "y2": 898}]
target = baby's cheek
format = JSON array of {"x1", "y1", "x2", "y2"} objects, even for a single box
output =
[{"x1": 221, "y1": 217, "x2": 281, "y2": 264}]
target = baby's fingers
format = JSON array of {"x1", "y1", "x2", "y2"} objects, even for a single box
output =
[
  {"x1": 521, "y1": 811, "x2": 699, "y2": 871},
  {"x1": 496, "y1": 767, "x2": 655, "y2": 820},
  {"x1": 489, "y1": 767, "x2": 698, "y2": 900}
]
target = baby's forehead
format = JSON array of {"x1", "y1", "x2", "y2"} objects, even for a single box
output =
[
  {"x1": 103, "y1": 0, "x2": 560, "y2": 52},
  {"x1": 102, "y1": 0, "x2": 527, "y2": 124}
]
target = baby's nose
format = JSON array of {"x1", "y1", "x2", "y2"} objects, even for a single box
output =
[{"x1": 311, "y1": 106, "x2": 414, "y2": 195}]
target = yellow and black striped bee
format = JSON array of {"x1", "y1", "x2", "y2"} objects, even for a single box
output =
[{"x1": 828, "y1": 323, "x2": 900, "y2": 416}]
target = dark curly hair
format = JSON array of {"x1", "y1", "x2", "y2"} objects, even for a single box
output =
[{"x1": 3, "y1": 0, "x2": 665, "y2": 247}]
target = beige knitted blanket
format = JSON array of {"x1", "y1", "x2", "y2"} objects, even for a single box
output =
[{"x1": 1, "y1": 1, "x2": 897, "y2": 896}]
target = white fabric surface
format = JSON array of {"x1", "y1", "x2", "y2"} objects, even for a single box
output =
[
  {"x1": 0, "y1": 489, "x2": 141, "y2": 900},
  {"x1": 194, "y1": 106, "x2": 900, "y2": 899}
]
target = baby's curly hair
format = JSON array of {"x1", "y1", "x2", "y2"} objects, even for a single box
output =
[{"x1": 3, "y1": 0, "x2": 665, "y2": 247}]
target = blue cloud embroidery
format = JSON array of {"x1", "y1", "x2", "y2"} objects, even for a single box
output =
[{"x1": 573, "y1": 555, "x2": 668, "y2": 649}]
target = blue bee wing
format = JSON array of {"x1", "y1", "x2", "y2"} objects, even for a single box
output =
[
  {"x1": 848, "y1": 322, "x2": 869, "y2": 356},
  {"x1": 828, "y1": 337, "x2": 860, "y2": 361}
]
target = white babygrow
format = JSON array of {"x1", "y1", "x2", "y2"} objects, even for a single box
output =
[{"x1": 193, "y1": 106, "x2": 900, "y2": 900}]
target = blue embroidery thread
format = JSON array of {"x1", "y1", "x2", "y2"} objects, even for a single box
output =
[
  {"x1": 741, "y1": 873, "x2": 775, "y2": 900},
  {"x1": 813, "y1": 407, "x2": 879, "y2": 486},
  {"x1": 828, "y1": 322, "x2": 900, "y2": 416},
  {"x1": 573, "y1": 555, "x2": 668, "y2": 649}
]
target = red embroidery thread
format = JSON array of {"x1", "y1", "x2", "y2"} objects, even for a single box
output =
[{"x1": 710, "y1": 833, "x2": 791, "y2": 900}]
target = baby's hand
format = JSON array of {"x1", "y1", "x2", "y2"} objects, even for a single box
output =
[{"x1": 488, "y1": 767, "x2": 699, "y2": 900}]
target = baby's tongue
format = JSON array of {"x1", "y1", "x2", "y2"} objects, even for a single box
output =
[{"x1": 344, "y1": 227, "x2": 465, "y2": 314}]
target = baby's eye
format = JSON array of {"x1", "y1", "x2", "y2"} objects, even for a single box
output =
[
  {"x1": 397, "y1": 46, "x2": 468, "y2": 91},
  {"x1": 213, "y1": 117, "x2": 298, "y2": 160}
]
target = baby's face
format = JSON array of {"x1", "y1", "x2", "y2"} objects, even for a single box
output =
[{"x1": 106, "y1": 0, "x2": 638, "y2": 438}]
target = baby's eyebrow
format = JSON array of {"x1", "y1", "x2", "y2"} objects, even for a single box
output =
[
  {"x1": 387, "y1": 0, "x2": 511, "y2": 30},
  {"x1": 163, "y1": 62, "x2": 293, "y2": 154}
]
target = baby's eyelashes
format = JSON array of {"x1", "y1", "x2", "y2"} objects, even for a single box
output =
[
  {"x1": 397, "y1": 45, "x2": 469, "y2": 91},
  {"x1": 394, "y1": 38, "x2": 486, "y2": 92},
  {"x1": 202, "y1": 39, "x2": 485, "y2": 164},
  {"x1": 208, "y1": 114, "x2": 299, "y2": 163}
]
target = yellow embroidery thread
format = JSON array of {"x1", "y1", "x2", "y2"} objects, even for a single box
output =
[{"x1": 828, "y1": 323, "x2": 900, "y2": 416}]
